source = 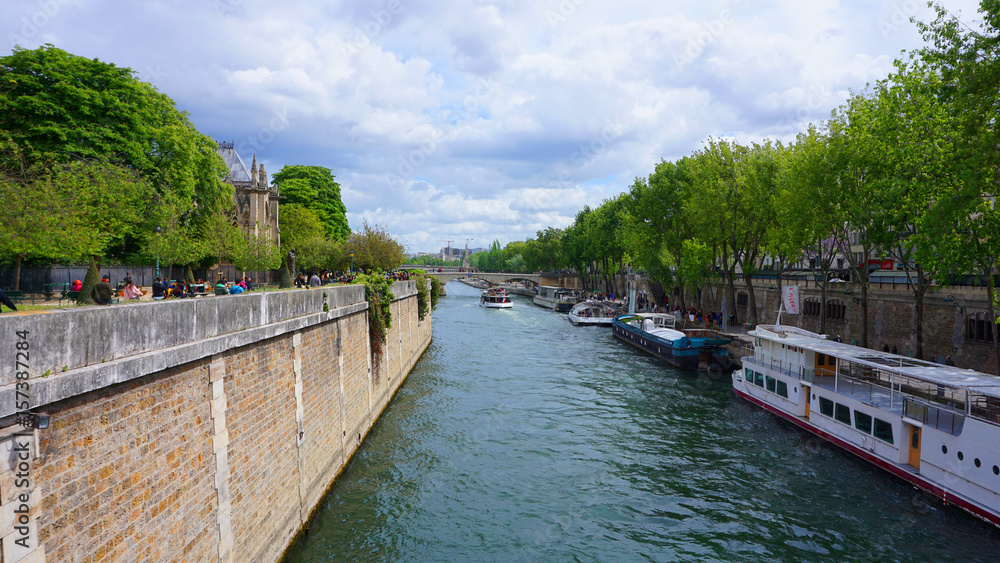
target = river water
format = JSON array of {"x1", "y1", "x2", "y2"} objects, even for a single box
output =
[{"x1": 286, "y1": 281, "x2": 1000, "y2": 562}]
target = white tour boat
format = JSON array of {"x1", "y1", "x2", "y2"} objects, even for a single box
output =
[
  {"x1": 533, "y1": 286, "x2": 578, "y2": 312},
  {"x1": 480, "y1": 287, "x2": 513, "y2": 308},
  {"x1": 567, "y1": 300, "x2": 619, "y2": 326},
  {"x1": 734, "y1": 324, "x2": 1000, "y2": 527}
]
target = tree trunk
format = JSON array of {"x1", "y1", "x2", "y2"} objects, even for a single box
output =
[{"x1": 13, "y1": 254, "x2": 24, "y2": 292}]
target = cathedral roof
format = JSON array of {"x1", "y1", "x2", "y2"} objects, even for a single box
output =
[{"x1": 216, "y1": 141, "x2": 252, "y2": 184}]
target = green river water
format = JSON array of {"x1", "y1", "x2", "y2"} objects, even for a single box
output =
[{"x1": 286, "y1": 281, "x2": 1000, "y2": 562}]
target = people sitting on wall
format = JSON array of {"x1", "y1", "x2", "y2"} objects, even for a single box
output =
[
  {"x1": 123, "y1": 281, "x2": 144, "y2": 300},
  {"x1": 229, "y1": 283, "x2": 245, "y2": 295},
  {"x1": 91, "y1": 277, "x2": 114, "y2": 306},
  {"x1": 152, "y1": 277, "x2": 167, "y2": 300},
  {"x1": 243, "y1": 277, "x2": 254, "y2": 291},
  {"x1": 215, "y1": 280, "x2": 228, "y2": 294},
  {"x1": 71, "y1": 279, "x2": 83, "y2": 292},
  {"x1": 171, "y1": 280, "x2": 187, "y2": 298},
  {"x1": 309, "y1": 272, "x2": 321, "y2": 287}
]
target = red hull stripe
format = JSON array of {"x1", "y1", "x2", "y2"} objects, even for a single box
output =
[{"x1": 733, "y1": 387, "x2": 1000, "y2": 527}]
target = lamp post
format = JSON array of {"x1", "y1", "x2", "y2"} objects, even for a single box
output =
[
  {"x1": 153, "y1": 225, "x2": 162, "y2": 279},
  {"x1": 349, "y1": 250, "x2": 354, "y2": 274}
]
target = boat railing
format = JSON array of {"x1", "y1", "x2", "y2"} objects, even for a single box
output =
[
  {"x1": 799, "y1": 367, "x2": 815, "y2": 384},
  {"x1": 904, "y1": 398, "x2": 965, "y2": 435}
]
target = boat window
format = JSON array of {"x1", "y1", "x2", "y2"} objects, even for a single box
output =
[
  {"x1": 776, "y1": 381, "x2": 788, "y2": 398},
  {"x1": 854, "y1": 411, "x2": 873, "y2": 434},
  {"x1": 765, "y1": 376, "x2": 776, "y2": 393},
  {"x1": 835, "y1": 403, "x2": 851, "y2": 425},
  {"x1": 817, "y1": 354, "x2": 825, "y2": 366},
  {"x1": 745, "y1": 368, "x2": 753, "y2": 380},
  {"x1": 873, "y1": 419, "x2": 893, "y2": 444},
  {"x1": 754, "y1": 372, "x2": 764, "y2": 387},
  {"x1": 819, "y1": 397, "x2": 834, "y2": 417}
]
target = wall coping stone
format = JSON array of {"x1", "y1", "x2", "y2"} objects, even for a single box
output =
[
  {"x1": 0, "y1": 300, "x2": 371, "y2": 417},
  {"x1": 0, "y1": 281, "x2": 418, "y2": 416}
]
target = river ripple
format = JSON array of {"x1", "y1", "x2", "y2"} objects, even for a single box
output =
[{"x1": 286, "y1": 281, "x2": 1000, "y2": 562}]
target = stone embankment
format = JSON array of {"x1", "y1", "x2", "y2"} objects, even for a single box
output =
[{"x1": 0, "y1": 282, "x2": 431, "y2": 562}]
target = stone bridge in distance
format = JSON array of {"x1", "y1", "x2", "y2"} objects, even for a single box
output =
[{"x1": 401, "y1": 266, "x2": 581, "y2": 295}]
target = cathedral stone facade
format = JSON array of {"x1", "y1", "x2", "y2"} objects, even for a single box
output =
[{"x1": 216, "y1": 141, "x2": 281, "y2": 246}]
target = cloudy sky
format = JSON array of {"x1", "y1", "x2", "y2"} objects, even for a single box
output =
[{"x1": 2, "y1": 0, "x2": 986, "y2": 253}]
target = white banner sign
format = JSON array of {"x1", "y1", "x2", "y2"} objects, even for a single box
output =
[{"x1": 782, "y1": 285, "x2": 801, "y2": 315}]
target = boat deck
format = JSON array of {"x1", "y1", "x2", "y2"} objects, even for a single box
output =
[{"x1": 813, "y1": 376, "x2": 906, "y2": 417}]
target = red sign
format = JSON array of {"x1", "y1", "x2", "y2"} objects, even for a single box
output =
[{"x1": 867, "y1": 259, "x2": 894, "y2": 270}]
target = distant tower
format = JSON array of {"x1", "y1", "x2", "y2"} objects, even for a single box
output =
[{"x1": 462, "y1": 240, "x2": 471, "y2": 269}]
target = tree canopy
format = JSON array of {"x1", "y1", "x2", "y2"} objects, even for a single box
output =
[
  {"x1": 272, "y1": 165, "x2": 350, "y2": 241},
  {"x1": 0, "y1": 44, "x2": 232, "y2": 270}
]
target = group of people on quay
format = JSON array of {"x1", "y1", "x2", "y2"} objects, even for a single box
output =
[
  {"x1": 294, "y1": 268, "x2": 416, "y2": 289},
  {"x1": 0, "y1": 266, "x2": 424, "y2": 312}
]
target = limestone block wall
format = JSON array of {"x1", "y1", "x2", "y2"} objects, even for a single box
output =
[{"x1": 0, "y1": 281, "x2": 432, "y2": 562}]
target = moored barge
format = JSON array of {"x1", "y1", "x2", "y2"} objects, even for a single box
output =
[{"x1": 612, "y1": 313, "x2": 730, "y2": 370}]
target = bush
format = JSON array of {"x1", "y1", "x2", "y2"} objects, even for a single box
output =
[{"x1": 355, "y1": 273, "x2": 394, "y2": 377}]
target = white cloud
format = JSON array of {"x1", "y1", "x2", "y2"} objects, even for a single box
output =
[{"x1": 0, "y1": 0, "x2": 985, "y2": 252}]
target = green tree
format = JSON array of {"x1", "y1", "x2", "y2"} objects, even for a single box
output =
[
  {"x1": 346, "y1": 221, "x2": 406, "y2": 272},
  {"x1": 915, "y1": 1, "x2": 1000, "y2": 371},
  {"x1": 279, "y1": 203, "x2": 326, "y2": 276},
  {"x1": 0, "y1": 45, "x2": 231, "y2": 259},
  {"x1": 271, "y1": 165, "x2": 349, "y2": 240},
  {"x1": 232, "y1": 225, "x2": 283, "y2": 277},
  {"x1": 0, "y1": 169, "x2": 103, "y2": 290}
]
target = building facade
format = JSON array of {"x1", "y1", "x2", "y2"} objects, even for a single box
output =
[{"x1": 217, "y1": 141, "x2": 281, "y2": 246}]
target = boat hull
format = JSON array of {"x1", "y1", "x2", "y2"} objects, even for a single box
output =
[
  {"x1": 732, "y1": 384, "x2": 1000, "y2": 529},
  {"x1": 533, "y1": 295, "x2": 574, "y2": 312},
  {"x1": 611, "y1": 319, "x2": 702, "y2": 370},
  {"x1": 480, "y1": 301, "x2": 513, "y2": 308},
  {"x1": 568, "y1": 313, "x2": 613, "y2": 326}
]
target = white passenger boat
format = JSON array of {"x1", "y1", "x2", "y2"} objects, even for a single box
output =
[
  {"x1": 567, "y1": 300, "x2": 618, "y2": 326},
  {"x1": 734, "y1": 324, "x2": 1000, "y2": 527},
  {"x1": 533, "y1": 286, "x2": 578, "y2": 312},
  {"x1": 480, "y1": 287, "x2": 513, "y2": 308}
]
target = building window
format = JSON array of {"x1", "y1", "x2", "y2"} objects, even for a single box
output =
[
  {"x1": 804, "y1": 298, "x2": 821, "y2": 317},
  {"x1": 819, "y1": 397, "x2": 834, "y2": 417},
  {"x1": 967, "y1": 313, "x2": 995, "y2": 342},
  {"x1": 737, "y1": 291, "x2": 749, "y2": 309},
  {"x1": 835, "y1": 403, "x2": 851, "y2": 425},
  {"x1": 826, "y1": 299, "x2": 846, "y2": 320}
]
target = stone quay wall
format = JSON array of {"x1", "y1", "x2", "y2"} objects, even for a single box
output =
[
  {"x1": 0, "y1": 282, "x2": 431, "y2": 562},
  {"x1": 698, "y1": 282, "x2": 996, "y2": 374}
]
